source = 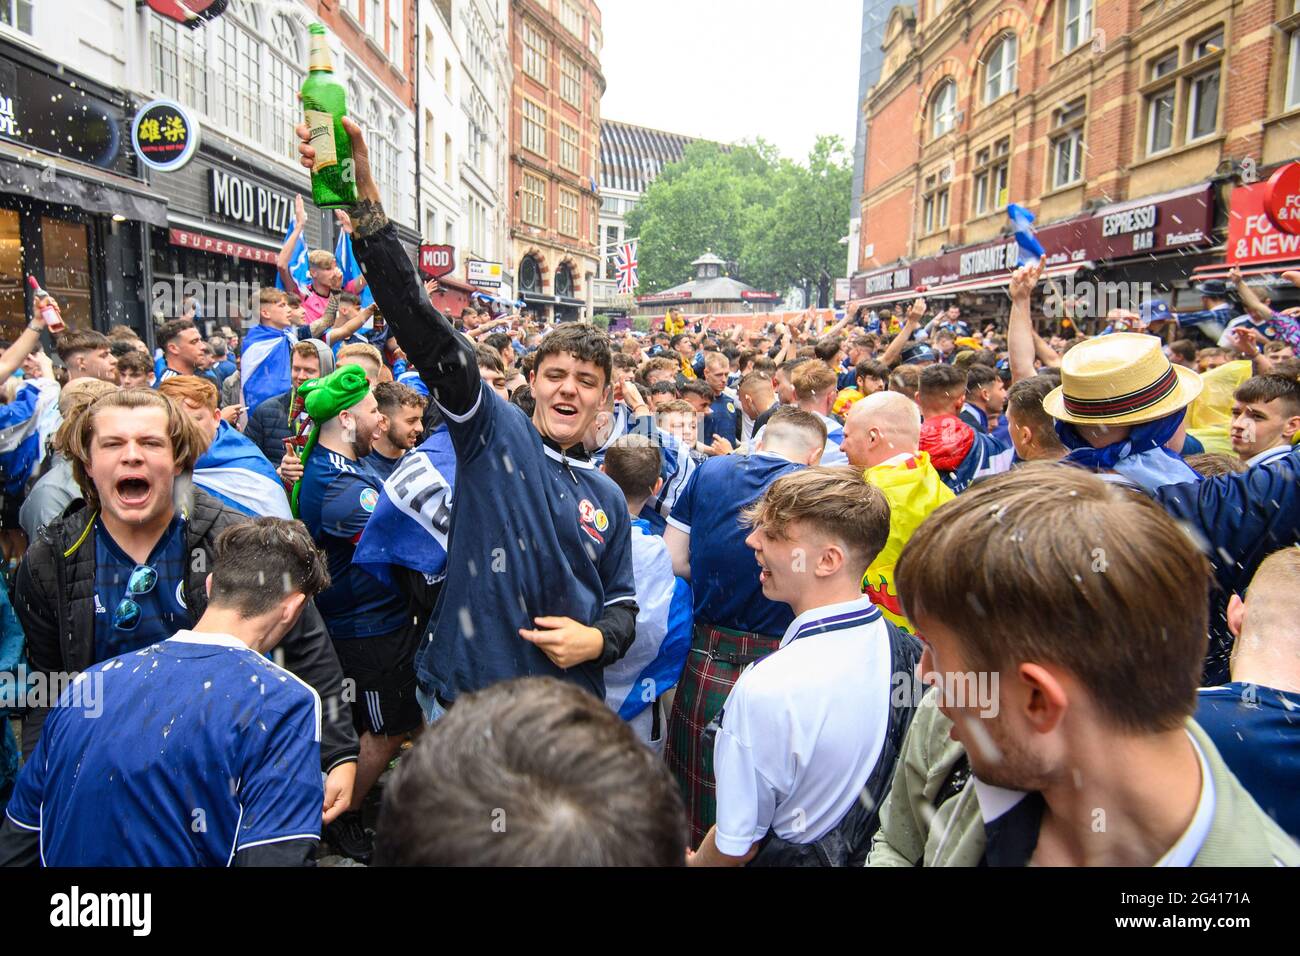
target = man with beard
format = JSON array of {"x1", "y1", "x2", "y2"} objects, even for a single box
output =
[
  {"x1": 368, "y1": 382, "x2": 427, "y2": 479},
  {"x1": 294, "y1": 365, "x2": 416, "y2": 862}
]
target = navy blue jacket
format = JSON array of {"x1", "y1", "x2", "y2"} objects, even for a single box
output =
[{"x1": 1156, "y1": 449, "x2": 1300, "y2": 685}]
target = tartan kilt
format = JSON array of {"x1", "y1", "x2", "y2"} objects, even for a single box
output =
[{"x1": 664, "y1": 621, "x2": 783, "y2": 847}]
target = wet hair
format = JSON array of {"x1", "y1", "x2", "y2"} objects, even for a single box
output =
[
  {"x1": 373, "y1": 381, "x2": 428, "y2": 415},
  {"x1": 603, "y1": 434, "x2": 662, "y2": 500},
  {"x1": 533, "y1": 323, "x2": 612, "y2": 386},
  {"x1": 208, "y1": 518, "x2": 330, "y2": 617},
  {"x1": 1234, "y1": 374, "x2": 1300, "y2": 418},
  {"x1": 374, "y1": 677, "x2": 687, "y2": 866},
  {"x1": 55, "y1": 329, "x2": 110, "y2": 362}
]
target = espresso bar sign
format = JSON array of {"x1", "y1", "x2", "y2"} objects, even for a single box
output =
[{"x1": 209, "y1": 168, "x2": 292, "y2": 236}]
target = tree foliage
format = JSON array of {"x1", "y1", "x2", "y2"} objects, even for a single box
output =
[{"x1": 625, "y1": 135, "x2": 852, "y2": 306}]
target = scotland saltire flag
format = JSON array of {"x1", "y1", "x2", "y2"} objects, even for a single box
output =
[
  {"x1": 334, "y1": 230, "x2": 375, "y2": 309},
  {"x1": 1007, "y1": 203, "x2": 1044, "y2": 266},
  {"x1": 615, "y1": 240, "x2": 639, "y2": 294},
  {"x1": 239, "y1": 324, "x2": 292, "y2": 414},
  {"x1": 193, "y1": 421, "x2": 292, "y2": 519},
  {"x1": 353, "y1": 426, "x2": 458, "y2": 588},
  {"x1": 276, "y1": 217, "x2": 310, "y2": 292},
  {"x1": 603, "y1": 520, "x2": 693, "y2": 724}
]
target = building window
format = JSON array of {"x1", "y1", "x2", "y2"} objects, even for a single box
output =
[
  {"x1": 424, "y1": 110, "x2": 434, "y2": 166},
  {"x1": 216, "y1": 9, "x2": 263, "y2": 144},
  {"x1": 389, "y1": 0, "x2": 402, "y2": 64},
  {"x1": 425, "y1": 208, "x2": 436, "y2": 242},
  {"x1": 983, "y1": 34, "x2": 1017, "y2": 104},
  {"x1": 588, "y1": 26, "x2": 601, "y2": 57},
  {"x1": 1062, "y1": 0, "x2": 1093, "y2": 54},
  {"x1": 555, "y1": 263, "x2": 574, "y2": 298},
  {"x1": 558, "y1": 188, "x2": 579, "y2": 237},
  {"x1": 444, "y1": 133, "x2": 453, "y2": 181},
  {"x1": 559, "y1": 122, "x2": 580, "y2": 173},
  {"x1": 921, "y1": 171, "x2": 949, "y2": 234},
  {"x1": 1290, "y1": 19, "x2": 1300, "y2": 110},
  {"x1": 561, "y1": 54, "x2": 582, "y2": 107},
  {"x1": 445, "y1": 220, "x2": 455, "y2": 246},
  {"x1": 522, "y1": 99, "x2": 548, "y2": 157},
  {"x1": 522, "y1": 172, "x2": 547, "y2": 227},
  {"x1": 559, "y1": 0, "x2": 583, "y2": 37},
  {"x1": 972, "y1": 138, "x2": 1010, "y2": 216},
  {"x1": 366, "y1": 0, "x2": 384, "y2": 47},
  {"x1": 424, "y1": 27, "x2": 434, "y2": 74},
  {"x1": 1144, "y1": 52, "x2": 1178, "y2": 155},
  {"x1": 1186, "y1": 30, "x2": 1223, "y2": 142},
  {"x1": 151, "y1": 15, "x2": 210, "y2": 115},
  {"x1": 1050, "y1": 99, "x2": 1086, "y2": 188},
  {"x1": 929, "y1": 80, "x2": 957, "y2": 139},
  {"x1": 520, "y1": 255, "x2": 542, "y2": 292},
  {"x1": 445, "y1": 60, "x2": 453, "y2": 97},
  {"x1": 522, "y1": 18, "x2": 549, "y2": 85},
  {"x1": 604, "y1": 225, "x2": 620, "y2": 279},
  {"x1": 0, "y1": 0, "x2": 33, "y2": 34}
]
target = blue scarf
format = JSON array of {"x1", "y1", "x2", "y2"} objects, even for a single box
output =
[{"x1": 1056, "y1": 410, "x2": 1201, "y2": 493}]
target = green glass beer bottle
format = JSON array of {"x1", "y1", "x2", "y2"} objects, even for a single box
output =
[{"x1": 301, "y1": 23, "x2": 356, "y2": 208}]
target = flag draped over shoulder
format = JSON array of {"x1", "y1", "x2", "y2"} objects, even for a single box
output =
[
  {"x1": 276, "y1": 218, "x2": 310, "y2": 292},
  {"x1": 194, "y1": 421, "x2": 292, "y2": 519},
  {"x1": 353, "y1": 426, "x2": 458, "y2": 587},
  {"x1": 239, "y1": 324, "x2": 292, "y2": 414},
  {"x1": 334, "y1": 230, "x2": 374, "y2": 308},
  {"x1": 861, "y1": 452, "x2": 954, "y2": 632}
]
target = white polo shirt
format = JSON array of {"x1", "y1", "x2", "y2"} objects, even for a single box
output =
[{"x1": 712, "y1": 597, "x2": 892, "y2": 856}]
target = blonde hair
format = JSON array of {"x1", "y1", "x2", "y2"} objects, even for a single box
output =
[
  {"x1": 53, "y1": 379, "x2": 116, "y2": 454},
  {"x1": 307, "y1": 249, "x2": 337, "y2": 271},
  {"x1": 336, "y1": 342, "x2": 383, "y2": 369},
  {"x1": 790, "y1": 360, "x2": 837, "y2": 401},
  {"x1": 65, "y1": 389, "x2": 204, "y2": 508}
]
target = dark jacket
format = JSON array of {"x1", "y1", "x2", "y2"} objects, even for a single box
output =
[
  {"x1": 1156, "y1": 448, "x2": 1300, "y2": 685},
  {"x1": 245, "y1": 390, "x2": 293, "y2": 463},
  {"x1": 13, "y1": 490, "x2": 358, "y2": 772}
]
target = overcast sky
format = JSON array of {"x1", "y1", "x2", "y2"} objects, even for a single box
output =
[{"x1": 598, "y1": 0, "x2": 863, "y2": 162}]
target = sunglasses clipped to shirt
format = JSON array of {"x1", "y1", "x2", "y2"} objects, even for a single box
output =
[{"x1": 113, "y1": 564, "x2": 159, "y2": 631}]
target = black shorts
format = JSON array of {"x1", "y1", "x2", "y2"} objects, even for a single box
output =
[{"x1": 333, "y1": 627, "x2": 423, "y2": 737}]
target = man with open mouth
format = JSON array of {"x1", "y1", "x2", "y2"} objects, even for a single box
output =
[
  {"x1": 296, "y1": 118, "x2": 638, "y2": 731},
  {"x1": 12, "y1": 389, "x2": 359, "y2": 836}
]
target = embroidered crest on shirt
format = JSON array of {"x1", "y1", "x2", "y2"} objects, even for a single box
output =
[{"x1": 578, "y1": 498, "x2": 604, "y2": 544}]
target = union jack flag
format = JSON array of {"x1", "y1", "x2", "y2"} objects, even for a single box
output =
[{"x1": 614, "y1": 240, "x2": 639, "y2": 294}]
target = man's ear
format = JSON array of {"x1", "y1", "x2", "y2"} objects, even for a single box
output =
[
  {"x1": 204, "y1": 573, "x2": 213, "y2": 597},
  {"x1": 1226, "y1": 592, "x2": 1246, "y2": 639},
  {"x1": 1284, "y1": 415, "x2": 1300, "y2": 442},
  {"x1": 1017, "y1": 662, "x2": 1069, "y2": 734},
  {"x1": 280, "y1": 591, "x2": 307, "y2": 629},
  {"x1": 652, "y1": 475, "x2": 664, "y2": 497}
]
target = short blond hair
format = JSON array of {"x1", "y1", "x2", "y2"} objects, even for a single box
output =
[
  {"x1": 53, "y1": 379, "x2": 116, "y2": 455},
  {"x1": 336, "y1": 342, "x2": 382, "y2": 370},
  {"x1": 790, "y1": 360, "x2": 837, "y2": 401},
  {"x1": 307, "y1": 249, "x2": 337, "y2": 271}
]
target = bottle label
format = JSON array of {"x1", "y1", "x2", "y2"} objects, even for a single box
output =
[
  {"x1": 304, "y1": 109, "x2": 338, "y2": 171},
  {"x1": 309, "y1": 37, "x2": 333, "y2": 72}
]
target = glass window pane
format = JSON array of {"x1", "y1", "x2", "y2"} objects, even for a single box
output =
[
  {"x1": 1288, "y1": 31, "x2": 1300, "y2": 110},
  {"x1": 0, "y1": 209, "x2": 23, "y2": 342},
  {"x1": 1190, "y1": 71, "x2": 1219, "y2": 139},
  {"x1": 40, "y1": 216, "x2": 92, "y2": 332}
]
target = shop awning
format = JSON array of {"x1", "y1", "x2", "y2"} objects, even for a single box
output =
[
  {"x1": 0, "y1": 146, "x2": 168, "y2": 228},
  {"x1": 1191, "y1": 260, "x2": 1300, "y2": 282},
  {"x1": 847, "y1": 261, "x2": 1090, "y2": 311}
]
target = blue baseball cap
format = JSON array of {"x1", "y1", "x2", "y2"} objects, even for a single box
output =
[
  {"x1": 901, "y1": 343, "x2": 938, "y2": 365},
  {"x1": 1139, "y1": 300, "x2": 1172, "y2": 324}
]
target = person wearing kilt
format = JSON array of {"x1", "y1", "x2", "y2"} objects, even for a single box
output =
[{"x1": 663, "y1": 407, "x2": 828, "y2": 844}]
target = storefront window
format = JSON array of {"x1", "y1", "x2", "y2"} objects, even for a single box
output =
[
  {"x1": 0, "y1": 209, "x2": 23, "y2": 343},
  {"x1": 40, "y1": 216, "x2": 92, "y2": 332}
]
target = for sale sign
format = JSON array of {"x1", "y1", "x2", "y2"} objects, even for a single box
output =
[{"x1": 419, "y1": 244, "x2": 455, "y2": 279}]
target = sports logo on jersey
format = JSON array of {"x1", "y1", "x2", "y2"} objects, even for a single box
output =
[
  {"x1": 360, "y1": 488, "x2": 379, "y2": 513},
  {"x1": 577, "y1": 498, "x2": 604, "y2": 545},
  {"x1": 176, "y1": 581, "x2": 187, "y2": 609},
  {"x1": 727, "y1": 402, "x2": 735, "y2": 414}
]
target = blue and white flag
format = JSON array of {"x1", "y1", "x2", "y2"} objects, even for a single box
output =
[
  {"x1": 193, "y1": 421, "x2": 292, "y2": 518},
  {"x1": 603, "y1": 521, "x2": 693, "y2": 727},
  {"x1": 276, "y1": 217, "x2": 311, "y2": 293},
  {"x1": 334, "y1": 230, "x2": 375, "y2": 309},
  {"x1": 1007, "y1": 203, "x2": 1044, "y2": 266},
  {"x1": 239, "y1": 323, "x2": 293, "y2": 414},
  {"x1": 396, "y1": 367, "x2": 428, "y2": 397},
  {"x1": 353, "y1": 426, "x2": 458, "y2": 588},
  {"x1": 0, "y1": 380, "x2": 58, "y2": 495}
]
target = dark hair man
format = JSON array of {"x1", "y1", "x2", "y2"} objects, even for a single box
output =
[
  {"x1": 115, "y1": 348, "x2": 153, "y2": 390},
  {"x1": 374, "y1": 678, "x2": 687, "y2": 866},
  {"x1": 870, "y1": 466, "x2": 1299, "y2": 866},
  {"x1": 960, "y1": 364, "x2": 1006, "y2": 434},
  {"x1": 56, "y1": 329, "x2": 117, "y2": 384},
  {"x1": 0, "y1": 519, "x2": 331, "y2": 867},
  {"x1": 1229, "y1": 374, "x2": 1300, "y2": 467},
  {"x1": 300, "y1": 120, "x2": 637, "y2": 734},
  {"x1": 856, "y1": 359, "x2": 890, "y2": 397},
  {"x1": 1005, "y1": 375, "x2": 1068, "y2": 462},
  {"x1": 662, "y1": 407, "x2": 827, "y2": 846},
  {"x1": 14, "y1": 390, "x2": 357, "y2": 831},
  {"x1": 157, "y1": 318, "x2": 206, "y2": 381},
  {"x1": 690, "y1": 467, "x2": 918, "y2": 867},
  {"x1": 369, "y1": 381, "x2": 428, "y2": 479},
  {"x1": 917, "y1": 364, "x2": 1013, "y2": 493}
]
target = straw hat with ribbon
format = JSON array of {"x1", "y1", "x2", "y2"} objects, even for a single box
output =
[
  {"x1": 1042, "y1": 333, "x2": 1203, "y2": 427},
  {"x1": 290, "y1": 364, "x2": 372, "y2": 517}
]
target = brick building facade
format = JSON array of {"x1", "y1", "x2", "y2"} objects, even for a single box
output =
[
  {"x1": 851, "y1": 0, "x2": 1300, "y2": 323},
  {"x1": 508, "y1": 0, "x2": 604, "y2": 321}
]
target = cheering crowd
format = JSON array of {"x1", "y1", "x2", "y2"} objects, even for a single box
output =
[{"x1": 0, "y1": 116, "x2": 1296, "y2": 867}]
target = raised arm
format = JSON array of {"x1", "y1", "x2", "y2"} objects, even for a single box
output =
[
  {"x1": 1229, "y1": 266, "x2": 1273, "y2": 325},
  {"x1": 296, "y1": 119, "x2": 480, "y2": 415},
  {"x1": 0, "y1": 306, "x2": 49, "y2": 382},
  {"x1": 1007, "y1": 262, "x2": 1041, "y2": 384},
  {"x1": 277, "y1": 194, "x2": 308, "y2": 293},
  {"x1": 880, "y1": 297, "x2": 925, "y2": 368}
]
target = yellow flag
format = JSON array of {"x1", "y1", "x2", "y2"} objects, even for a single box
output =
[{"x1": 861, "y1": 452, "x2": 954, "y2": 632}]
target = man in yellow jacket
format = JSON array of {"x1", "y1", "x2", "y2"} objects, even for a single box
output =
[{"x1": 841, "y1": 391, "x2": 953, "y2": 631}]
